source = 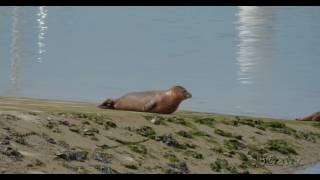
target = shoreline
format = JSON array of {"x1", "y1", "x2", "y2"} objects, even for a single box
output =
[
  {"x1": 0, "y1": 96, "x2": 296, "y2": 121},
  {"x1": 0, "y1": 96, "x2": 320, "y2": 174}
]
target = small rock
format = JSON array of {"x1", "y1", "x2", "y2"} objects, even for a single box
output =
[
  {"x1": 125, "y1": 127, "x2": 132, "y2": 131},
  {"x1": 34, "y1": 159, "x2": 44, "y2": 166},
  {"x1": 0, "y1": 114, "x2": 21, "y2": 121},
  {"x1": 28, "y1": 112, "x2": 39, "y2": 116},
  {"x1": 81, "y1": 121, "x2": 91, "y2": 125},
  {"x1": 166, "y1": 162, "x2": 190, "y2": 174},
  {"x1": 46, "y1": 122, "x2": 55, "y2": 129},
  {"x1": 15, "y1": 137, "x2": 27, "y2": 145},
  {"x1": 92, "y1": 149, "x2": 111, "y2": 163},
  {"x1": 95, "y1": 165, "x2": 119, "y2": 174},
  {"x1": 1, "y1": 146, "x2": 24, "y2": 161},
  {"x1": 124, "y1": 164, "x2": 138, "y2": 170},
  {"x1": 0, "y1": 138, "x2": 10, "y2": 145},
  {"x1": 69, "y1": 126, "x2": 80, "y2": 133},
  {"x1": 59, "y1": 120, "x2": 70, "y2": 126},
  {"x1": 83, "y1": 128, "x2": 99, "y2": 136},
  {"x1": 56, "y1": 149, "x2": 88, "y2": 161},
  {"x1": 42, "y1": 133, "x2": 57, "y2": 144},
  {"x1": 150, "y1": 117, "x2": 162, "y2": 125},
  {"x1": 121, "y1": 156, "x2": 140, "y2": 170},
  {"x1": 105, "y1": 121, "x2": 117, "y2": 129},
  {"x1": 150, "y1": 118, "x2": 158, "y2": 124},
  {"x1": 156, "y1": 134, "x2": 186, "y2": 149},
  {"x1": 47, "y1": 138, "x2": 56, "y2": 144}
]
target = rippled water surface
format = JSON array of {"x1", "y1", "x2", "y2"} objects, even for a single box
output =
[{"x1": 0, "y1": 6, "x2": 320, "y2": 119}]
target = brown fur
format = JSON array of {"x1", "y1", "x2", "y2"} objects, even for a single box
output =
[
  {"x1": 296, "y1": 112, "x2": 320, "y2": 121},
  {"x1": 98, "y1": 85, "x2": 192, "y2": 114}
]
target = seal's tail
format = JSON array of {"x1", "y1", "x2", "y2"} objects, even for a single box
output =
[{"x1": 98, "y1": 99, "x2": 115, "y2": 109}]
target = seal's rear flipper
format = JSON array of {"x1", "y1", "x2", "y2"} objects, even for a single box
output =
[{"x1": 98, "y1": 99, "x2": 115, "y2": 109}]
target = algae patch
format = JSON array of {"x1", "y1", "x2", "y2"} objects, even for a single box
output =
[
  {"x1": 266, "y1": 139, "x2": 298, "y2": 155},
  {"x1": 214, "y1": 129, "x2": 242, "y2": 140}
]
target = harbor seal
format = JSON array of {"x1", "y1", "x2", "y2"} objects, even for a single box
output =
[
  {"x1": 98, "y1": 85, "x2": 192, "y2": 114},
  {"x1": 296, "y1": 112, "x2": 320, "y2": 121}
]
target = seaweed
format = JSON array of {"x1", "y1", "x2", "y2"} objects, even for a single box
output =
[
  {"x1": 210, "y1": 158, "x2": 237, "y2": 173},
  {"x1": 136, "y1": 126, "x2": 156, "y2": 139},
  {"x1": 194, "y1": 117, "x2": 215, "y2": 127},
  {"x1": 184, "y1": 150, "x2": 204, "y2": 159},
  {"x1": 128, "y1": 144, "x2": 148, "y2": 154},
  {"x1": 191, "y1": 130, "x2": 211, "y2": 137},
  {"x1": 223, "y1": 139, "x2": 246, "y2": 150},
  {"x1": 155, "y1": 134, "x2": 186, "y2": 149},
  {"x1": 164, "y1": 153, "x2": 179, "y2": 163},
  {"x1": 266, "y1": 139, "x2": 298, "y2": 155},
  {"x1": 176, "y1": 131, "x2": 193, "y2": 139},
  {"x1": 214, "y1": 129, "x2": 242, "y2": 140}
]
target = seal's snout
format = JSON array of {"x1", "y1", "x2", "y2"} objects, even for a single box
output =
[{"x1": 98, "y1": 99, "x2": 115, "y2": 109}]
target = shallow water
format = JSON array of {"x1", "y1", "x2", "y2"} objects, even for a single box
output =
[
  {"x1": 0, "y1": 6, "x2": 320, "y2": 119},
  {"x1": 295, "y1": 163, "x2": 320, "y2": 174}
]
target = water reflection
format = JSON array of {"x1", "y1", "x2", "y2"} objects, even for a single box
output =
[
  {"x1": 9, "y1": 6, "x2": 23, "y2": 95},
  {"x1": 236, "y1": 6, "x2": 274, "y2": 85},
  {"x1": 37, "y1": 6, "x2": 48, "y2": 63}
]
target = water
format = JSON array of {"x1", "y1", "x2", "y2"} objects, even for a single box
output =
[
  {"x1": 0, "y1": 6, "x2": 320, "y2": 120},
  {"x1": 295, "y1": 163, "x2": 320, "y2": 174}
]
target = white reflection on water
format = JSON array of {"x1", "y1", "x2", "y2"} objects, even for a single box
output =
[
  {"x1": 236, "y1": 6, "x2": 274, "y2": 85},
  {"x1": 9, "y1": 6, "x2": 23, "y2": 95},
  {"x1": 37, "y1": 6, "x2": 48, "y2": 63}
]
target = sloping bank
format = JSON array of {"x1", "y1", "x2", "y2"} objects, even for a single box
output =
[{"x1": 0, "y1": 96, "x2": 320, "y2": 174}]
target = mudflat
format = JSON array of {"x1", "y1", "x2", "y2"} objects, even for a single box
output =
[{"x1": 1, "y1": 96, "x2": 320, "y2": 174}]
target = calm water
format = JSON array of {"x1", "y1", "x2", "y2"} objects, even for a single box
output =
[
  {"x1": 0, "y1": 6, "x2": 320, "y2": 119},
  {"x1": 295, "y1": 163, "x2": 320, "y2": 174}
]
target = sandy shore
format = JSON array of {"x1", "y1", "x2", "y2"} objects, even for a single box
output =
[{"x1": 0, "y1": 96, "x2": 320, "y2": 174}]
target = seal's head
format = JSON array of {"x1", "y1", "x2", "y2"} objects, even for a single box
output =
[
  {"x1": 170, "y1": 85, "x2": 192, "y2": 100},
  {"x1": 98, "y1": 99, "x2": 115, "y2": 109}
]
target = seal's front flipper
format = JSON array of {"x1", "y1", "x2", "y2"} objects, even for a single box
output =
[
  {"x1": 143, "y1": 100, "x2": 157, "y2": 112},
  {"x1": 312, "y1": 113, "x2": 320, "y2": 121},
  {"x1": 98, "y1": 99, "x2": 115, "y2": 109}
]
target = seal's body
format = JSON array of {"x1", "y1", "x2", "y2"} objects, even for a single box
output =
[
  {"x1": 98, "y1": 86, "x2": 192, "y2": 114},
  {"x1": 296, "y1": 112, "x2": 320, "y2": 121}
]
